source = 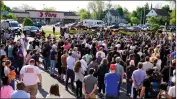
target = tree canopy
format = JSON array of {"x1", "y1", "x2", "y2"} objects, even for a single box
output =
[{"x1": 43, "y1": 7, "x2": 56, "y2": 11}]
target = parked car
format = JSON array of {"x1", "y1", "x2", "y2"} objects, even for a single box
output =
[
  {"x1": 55, "y1": 22, "x2": 61, "y2": 27},
  {"x1": 107, "y1": 24, "x2": 119, "y2": 29},
  {"x1": 23, "y1": 26, "x2": 42, "y2": 37}
]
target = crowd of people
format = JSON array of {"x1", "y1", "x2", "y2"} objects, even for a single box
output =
[{"x1": 0, "y1": 27, "x2": 176, "y2": 99}]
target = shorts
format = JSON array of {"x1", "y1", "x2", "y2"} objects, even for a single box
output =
[
  {"x1": 24, "y1": 84, "x2": 38, "y2": 97},
  {"x1": 62, "y1": 67, "x2": 67, "y2": 74}
]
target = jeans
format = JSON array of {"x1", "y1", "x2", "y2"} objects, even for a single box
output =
[
  {"x1": 44, "y1": 57, "x2": 49, "y2": 70},
  {"x1": 126, "y1": 80, "x2": 132, "y2": 94},
  {"x1": 76, "y1": 80, "x2": 82, "y2": 98},
  {"x1": 98, "y1": 76, "x2": 105, "y2": 94},
  {"x1": 10, "y1": 80, "x2": 15, "y2": 90},
  {"x1": 65, "y1": 69, "x2": 74, "y2": 89},
  {"x1": 50, "y1": 60, "x2": 56, "y2": 75},
  {"x1": 118, "y1": 78, "x2": 122, "y2": 96}
]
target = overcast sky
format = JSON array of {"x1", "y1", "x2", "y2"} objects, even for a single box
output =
[{"x1": 4, "y1": 1, "x2": 170, "y2": 12}]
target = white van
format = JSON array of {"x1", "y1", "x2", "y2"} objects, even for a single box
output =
[
  {"x1": 81, "y1": 19, "x2": 105, "y2": 28},
  {"x1": 1, "y1": 19, "x2": 21, "y2": 31}
]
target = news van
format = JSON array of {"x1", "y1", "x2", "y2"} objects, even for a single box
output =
[{"x1": 81, "y1": 19, "x2": 105, "y2": 28}]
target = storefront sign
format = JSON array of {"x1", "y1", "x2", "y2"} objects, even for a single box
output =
[{"x1": 39, "y1": 12, "x2": 57, "y2": 18}]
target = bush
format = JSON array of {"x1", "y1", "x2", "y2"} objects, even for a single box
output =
[{"x1": 23, "y1": 17, "x2": 34, "y2": 26}]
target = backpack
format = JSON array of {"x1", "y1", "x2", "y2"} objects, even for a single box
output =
[{"x1": 148, "y1": 79, "x2": 160, "y2": 98}]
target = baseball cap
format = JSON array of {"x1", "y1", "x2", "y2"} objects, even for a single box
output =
[{"x1": 110, "y1": 64, "x2": 116, "y2": 70}]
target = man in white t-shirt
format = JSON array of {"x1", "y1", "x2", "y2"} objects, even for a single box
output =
[
  {"x1": 142, "y1": 57, "x2": 153, "y2": 72},
  {"x1": 96, "y1": 47, "x2": 105, "y2": 58},
  {"x1": 20, "y1": 59, "x2": 42, "y2": 99},
  {"x1": 64, "y1": 32, "x2": 69, "y2": 39}
]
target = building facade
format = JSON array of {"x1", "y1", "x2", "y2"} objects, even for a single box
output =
[
  {"x1": 103, "y1": 9, "x2": 127, "y2": 26},
  {"x1": 11, "y1": 10, "x2": 80, "y2": 25}
]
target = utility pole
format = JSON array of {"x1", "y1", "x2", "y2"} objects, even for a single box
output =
[
  {"x1": 144, "y1": 5, "x2": 146, "y2": 25},
  {"x1": 140, "y1": 10, "x2": 142, "y2": 25}
]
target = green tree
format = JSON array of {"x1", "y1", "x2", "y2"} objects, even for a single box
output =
[
  {"x1": 130, "y1": 17, "x2": 139, "y2": 25},
  {"x1": 23, "y1": 17, "x2": 34, "y2": 26},
  {"x1": 12, "y1": 4, "x2": 36, "y2": 11},
  {"x1": 162, "y1": 5, "x2": 170, "y2": 12},
  {"x1": 87, "y1": 0, "x2": 105, "y2": 20},
  {"x1": 170, "y1": 9, "x2": 176, "y2": 25},
  {"x1": 2, "y1": 13, "x2": 18, "y2": 20},
  {"x1": 79, "y1": 9, "x2": 90, "y2": 20},
  {"x1": 115, "y1": 5, "x2": 124, "y2": 16},
  {"x1": 43, "y1": 7, "x2": 56, "y2": 11}
]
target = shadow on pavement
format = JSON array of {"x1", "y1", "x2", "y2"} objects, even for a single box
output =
[{"x1": 38, "y1": 86, "x2": 48, "y2": 98}]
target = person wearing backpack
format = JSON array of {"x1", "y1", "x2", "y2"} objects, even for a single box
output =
[{"x1": 140, "y1": 68, "x2": 160, "y2": 98}]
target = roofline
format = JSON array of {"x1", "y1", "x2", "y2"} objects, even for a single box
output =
[{"x1": 11, "y1": 11, "x2": 29, "y2": 13}]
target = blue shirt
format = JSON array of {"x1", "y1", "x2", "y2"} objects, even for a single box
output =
[
  {"x1": 104, "y1": 72, "x2": 120, "y2": 96},
  {"x1": 11, "y1": 90, "x2": 30, "y2": 99},
  {"x1": 132, "y1": 69, "x2": 146, "y2": 87},
  {"x1": 50, "y1": 50, "x2": 57, "y2": 60}
]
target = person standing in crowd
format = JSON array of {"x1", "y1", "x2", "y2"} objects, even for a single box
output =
[
  {"x1": 65, "y1": 51, "x2": 75, "y2": 90},
  {"x1": 7, "y1": 42, "x2": 14, "y2": 61},
  {"x1": 11, "y1": 82, "x2": 30, "y2": 99},
  {"x1": 96, "y1": 47, "x2": 105, "y2": 59},
  {"x1": 97, "y1": 58, "x2": 109, "y2": 96},
  {"x1": 0, "y1": 77, "x2": 14, "y2": 98},
  {"x1": 72, "y1": 47, "x2": 81, "y2": 61},
  {"x1": 83, "y1": 68, "x2": 97, "y2": 99},
  {"x1": 24, "y1": 50, "x2": 32, "y2": 65},
  {"x1": 20, "y1": 59, "x2": 42, "y2": 99},
  {"x1": 23, "y1": 34, "x2": 29, "y2": 50},
  {"x1": 53, "y1": 26, "x2": 55, "y2": 35},
  {"x1": 88, "y1": 57, "x2": 99, "y2": 77},
  {"x1": 104, "y1": 64, "x2": 120, "y2": 99},
  {"x1": 42, "y1": 41, "x2": 51, "y2": 71},
  {"x1": 32, "y1": 49, "x2": 40, "y2": 67},
  {"x1": 74, "y1": 60, "x2": 85, "y2": 99},
  {"x1": 132, "y1": 62, "x2": 146, "y2": 98},
  {"x1": 50, "y1": 45, "x2": 57, "y2": 76},
  {"x1": 80, "y1": 56, "x2": 88, "y2": 75},
  {"x1": 140, "y1": 68, "x2": 160, "y2": 99},
  {"x1": 46, "y1": 84, "x2": 61, "y2": 98},
  {"x1": 168, "y1": 76, "x2": 176, "y2": 99},
  {"x1": 0, "y1": 44, "x2": 6, "y2": 57},
  {"x1": 142, "y1": 56, "x2": 153, "y2": 72},
  {"x1": 115, "y1": 57, "x2": 124, "y2": 95},
  {"x1": 161, "y1": 60, "x2": 176, "y2": 83},
  {"x1": 126, "y1": 60, "x2": 137, "y2": 96},
  {"x1": 61, "y1": 50, "x2": 68, "y2": 81}
]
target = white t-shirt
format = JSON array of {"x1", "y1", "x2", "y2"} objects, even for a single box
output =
[
  {"x1": 0, "y1": 49, "x2": 6, "y2": 56},
  {"x1": 20, "y1": 65, "x2": 41, "y2": 86},
  {"x1": 168, "y1": 86, "x2": 176, "y2": 98},
  {"x1": 96, "y1": 51, "x2": 105, "y2": 58},
  {"x1": 142, "y1": 62, "x2": 153, "y2": 72},
  {"x1": 4, "y1": 66, "x2": 10, "y2": 77},
  {"x1": 80, "y1": 59, "x2": 88, "y2": 71},
  {"x1": 64, "y1": 33, "x2": 69, "y2": 39}
]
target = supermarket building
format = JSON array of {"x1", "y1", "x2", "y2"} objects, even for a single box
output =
[{"x1": 11, "y1": 10, "x2": 80, "y2": 24}]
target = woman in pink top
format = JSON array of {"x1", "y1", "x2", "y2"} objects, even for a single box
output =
[
  {"x1": 63, "y1": 42, "x2": 70, "y2": 51},
  {"x1": 0, "y1": 77, "x2": 14, "y2": 98}
]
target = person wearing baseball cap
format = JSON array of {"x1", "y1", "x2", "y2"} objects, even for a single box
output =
[{"x1": 104, "y1": 64, "x2": 120, "y2": 99}]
